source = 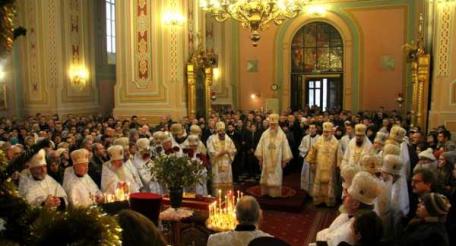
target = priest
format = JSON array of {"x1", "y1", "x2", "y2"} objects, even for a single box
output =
[
  {"x1": 63, "y1": 148, "x2": 103, "y2": 207},
  {"x1": 18, "y1": 149, "x2": 68, "y2": 209},
  {"x1": 184, "y1": 134, "x2": 208, "y2": 196},
  {"x1": 101, "y1": 145, "x2": 141, "y2": 194},
  {"x1": 255, "y1": 114, "x2": 293, "y2": 197},
  {"x1": 132, "y1": 138, "x2": 162, "y2": 194},
  {"x1": 305, "y1": 122, "x2": 342, "y2": 206},
  {"x1": 341, "y1": 123, "x2": 372, "y2": 167},
  {"x1": 315, "y1": 171, "x2": 381, "y2": 246},
  {"x1": 207, "y1": 121, "x2": 237, "y2": 196}
]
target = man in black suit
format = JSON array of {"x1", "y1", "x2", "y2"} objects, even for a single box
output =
[
  {"x1": 245, "y1": 124, "x2": 262, "y2": 180},
  {"x1": 88, "y1": 143, "x2": 108, "y2": 187}
]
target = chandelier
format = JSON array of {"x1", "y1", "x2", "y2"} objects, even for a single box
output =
[{"x1": 200, "y1": 0, "x2": 312, "y2": 46}]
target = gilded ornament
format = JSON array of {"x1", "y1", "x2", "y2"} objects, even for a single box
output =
[{"x1": 0, "y1": 1, "x2": 16, "y2": 58}]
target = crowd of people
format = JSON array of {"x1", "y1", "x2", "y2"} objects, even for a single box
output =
[{"x1": 0, "y1": 107, "x2": 455, "y2": 245}]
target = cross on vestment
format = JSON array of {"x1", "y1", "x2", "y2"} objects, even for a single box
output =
[{"x1": 268, "y1": 143, "x2": 277, "y2": 150}]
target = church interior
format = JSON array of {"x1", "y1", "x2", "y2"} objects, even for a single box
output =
[{"x1": 1, "y1": 0, "x2": 456, "y2": 245}]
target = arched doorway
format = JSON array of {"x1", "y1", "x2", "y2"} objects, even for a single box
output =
[{"x1": 290, "y1": 22, "x2": 343, "y2": 111}]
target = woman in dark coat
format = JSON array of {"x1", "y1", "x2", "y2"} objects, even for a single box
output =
[{"x1": 400, "y1": 192, "x2": 451, "y2": 246}]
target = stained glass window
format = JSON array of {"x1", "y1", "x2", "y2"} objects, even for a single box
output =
[{"x1": 291, "y1": 22, "x2": 343, "y2": 73}]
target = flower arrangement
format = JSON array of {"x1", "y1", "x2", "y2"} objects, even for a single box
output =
[{"x1": 151, "y1": 154, "x2": 207, "y2": 190}]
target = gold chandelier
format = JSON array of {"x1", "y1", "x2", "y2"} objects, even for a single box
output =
[{"x1": 200, "y1": 0, "x2": 311, "y2": 46}]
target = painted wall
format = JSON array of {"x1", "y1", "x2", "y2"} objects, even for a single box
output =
[
  {"x1": 238, "y1": 26, "x2": 278, "y2": 111},
  {"x1": 348, "y1": 6, "x2": 406, "y2": 110},
  {"x1": 235, "y1": 1, "x2": 412, "y2": 112}
]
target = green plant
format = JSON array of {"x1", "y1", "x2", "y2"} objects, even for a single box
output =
[
  {"x1": 151, "y1": 155, "x2": 207, "y2": 189},
  {"x1": 0, "y1": 148, "x2": 122, "y2": 245}
]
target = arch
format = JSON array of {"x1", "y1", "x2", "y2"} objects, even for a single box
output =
[{"x1": 274, "y1": 11, "x2": 361, "y2": 111}]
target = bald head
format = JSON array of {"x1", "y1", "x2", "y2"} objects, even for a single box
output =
[
  {"x1": 235, "y1": 196, "x2": 261, "y2": 226},
  {"x1": 7, "y1": 144, "x2": 24, "y2": 160}
]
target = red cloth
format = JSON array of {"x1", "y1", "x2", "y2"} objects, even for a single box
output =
[
  {"x1": 129, "y1": 192, "x2": 162, "y2": 225},
  {"x1": 130, "y1": 193, "x2": 162, "y2": 200},
  {"x1": 162, "y1": 196, "x2": 215, "y2": 211}
]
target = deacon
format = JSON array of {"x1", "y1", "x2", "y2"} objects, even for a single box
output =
[
  {"x1": 101, "y1": 145, "x2": 141, "y2": 194},
  {"x1": 339, "y1": 121, "x2": 354, "y2": 154},
  {"x1": 341, "y1": 123, "x2": 372, "y2": 167},
  {"x1": 207, "y1": 121, "x2": 237, "y2": 196},
  {"x1": 18, "y1": 149, "x2": 68, "y2": 209},
  {"x1": 255, "y1": 114, "x2": 293, "y2": 197},
  {"x1": 305, "y1": 122, "x2": 342, "y2": 206},
  {"x1": 299, "y1": 123, "x2": 320, "y2": 194},
  {"x1": 63, "y1": 148, "x2": 103, "y2": 207}
]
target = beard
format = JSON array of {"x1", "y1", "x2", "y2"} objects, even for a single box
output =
[
  {"x1": 356, "y1": 139, "x2": 363, "y2": 147},
  {"x1": 32, "y1": 173, "x2": 46, "y2": 181},
  {"x1": 142, "y1": 152, "x2": 151, "y2": 160}
]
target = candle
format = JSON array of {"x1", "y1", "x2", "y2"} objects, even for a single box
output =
[{"x1": 207, "y1": 190, "x2": 239, "y2": 231}]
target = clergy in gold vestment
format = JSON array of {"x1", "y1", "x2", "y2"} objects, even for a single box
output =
[
  {"x1": 207, "y1": 121, "x2": 237, "y2": 196},
  {"x1": 341, "y1": 124, "x2": 372, "y2": 168},
  {"x1": 255, "y1": 114, "x2": 293, "y2": 197},
  {"x1": 306, "y1": 122, "x2": 342, "y2": 206}
]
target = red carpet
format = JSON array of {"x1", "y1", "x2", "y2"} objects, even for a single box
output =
[
  {"x1": 245, "y1": 172, "x2": 339, "y2": 246},
  {"x1": 260, "y1": 201, "x2": 339, "y2": 246},
  {"x1": 246, "y1": 185, "x2": 297, "y2": 198},
  {"x1": 237, "y1": 173, "x2": 307, "y2": 212}
]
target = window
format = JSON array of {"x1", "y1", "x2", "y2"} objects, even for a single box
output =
[
  {"x1": 290, "y1": 22, "x2": 343, "y2": 111},
  {"x1": 305, "y1": 77, "x2": 342, "y2": 111},
  {"x1": 106, "y1": 0, "x2": 116, "y2": 64},
  {"x1": 291, "y1": 22, "x2": 343, "y2": 73},
  {"x1": 307, "y1": 79, "x2": 328, "y2": 110}
]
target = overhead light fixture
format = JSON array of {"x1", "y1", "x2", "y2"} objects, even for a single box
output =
[{"x1": 200, "y1": 0, "x2": 312, "y2": 47}]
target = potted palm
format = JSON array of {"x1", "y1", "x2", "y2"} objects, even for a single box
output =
[{"x1": 151, "y1": 154, "x2": 207, "y2": 208}]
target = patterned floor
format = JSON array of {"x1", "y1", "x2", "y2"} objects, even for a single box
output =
[
  {"x1": 261, "y1": 203, "x2": 338, "y2": 246},
  {"x1": 253, "y1": 172, "x2": 339, "y2": 246}
]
